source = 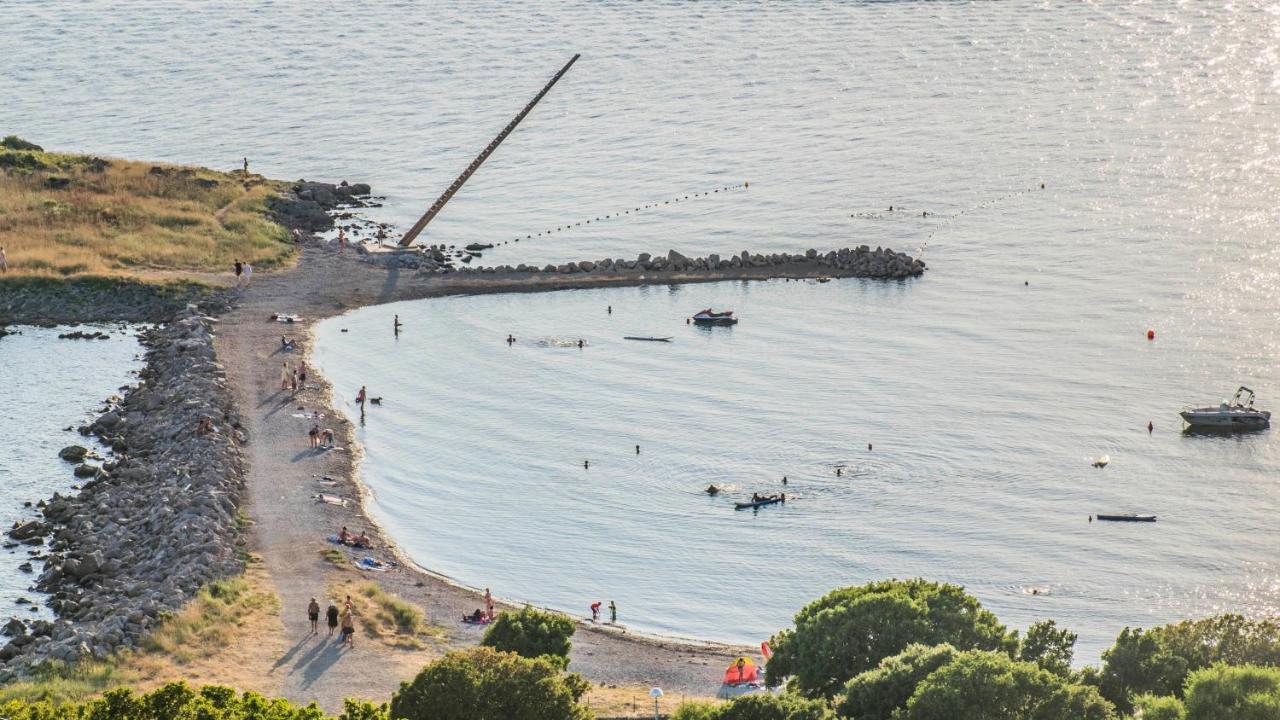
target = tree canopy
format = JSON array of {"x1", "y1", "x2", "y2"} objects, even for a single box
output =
[
  {"x1": 672, "y1": 694, "x2": 835, "y2": 720},
  {"x1": 389, "y1": 647, "x2": 590, "y2": 720},
  {"x1": 1098, "y1": 614, "x2": 1280, "y2": 712},
  {"x1": 480, "y1": 606, "x2": 576, "y2": 667},
  {"x1": 898, "y1": 650, "x2": 1115, "y2": 720},
  {"x1": 765, "y1": 579, "x2": 1015, "y2": 697}
]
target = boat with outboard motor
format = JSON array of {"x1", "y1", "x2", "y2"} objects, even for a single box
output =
[
  {"x1": 1096, "y1": 514, "x2": 1157, "y2": 522},
  {"x1": 1180, "y1": 386, "x2": 1270, "y2": 430},
  {"x1": 693, "y1": 309, "x2": 738, "y2": 325},
  {"x1": 735, "y1": 493, "x2": 785, "y2": 510}
]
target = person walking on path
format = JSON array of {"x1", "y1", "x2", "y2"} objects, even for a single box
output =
[
  {"x1": 326, "y1": 603, "x2": 339, "y2": 636},
  {"x1": 484, "y1": 588, "x2": 495, "y2": 620},
  {"x1": 242, "y1": 262, "x2": 253, "y2": 286},
  {"x1": 609, "y1": 600, "x2": 617, "y2": 623},
  {"x1": 234, "y1": 259, "x2": 242, "y2": 282},
  {"x1": 307, "y1": 598, "x2": 320, "y2": 634},
  {"x1": 280, "y1": 362, "x2": 291, "y2": 391}
]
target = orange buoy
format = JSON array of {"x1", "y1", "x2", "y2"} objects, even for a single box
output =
[{"x1": 1147, "y1": 329, "x2": 1155, "y2": 340}]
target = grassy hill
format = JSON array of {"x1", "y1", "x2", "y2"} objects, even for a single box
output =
[{"x1": 0, "y1": 136, "x2": 293, "y2": 280}]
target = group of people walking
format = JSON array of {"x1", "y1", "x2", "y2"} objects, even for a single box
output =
[{"x1": 307, "y1": 596, "x2": 357, "y2": 645}]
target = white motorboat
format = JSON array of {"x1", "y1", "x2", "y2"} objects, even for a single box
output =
[{"x1": 1180, "y1": 386, "x2": 1270, "y2": 430}]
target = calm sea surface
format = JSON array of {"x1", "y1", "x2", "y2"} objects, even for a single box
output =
[
  {"x1": 0, "y1": 328, "x2": 142, "y2": 615},
  {"x1": 5, "y1": 1, "x2": 1280, "y2": 661}
]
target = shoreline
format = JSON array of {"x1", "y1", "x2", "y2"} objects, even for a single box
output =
[{"x1": 214, "y1": 240, "x2": 922, "y2": 708}]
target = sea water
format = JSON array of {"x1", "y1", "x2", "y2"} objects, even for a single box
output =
[{"x1": 4, "y1": 1, "x2": 1279, "y2": 661}]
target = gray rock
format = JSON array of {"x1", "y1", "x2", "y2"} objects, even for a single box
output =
[{"x1": 58, "y1": 446, "x2": 88, "y2": 463}]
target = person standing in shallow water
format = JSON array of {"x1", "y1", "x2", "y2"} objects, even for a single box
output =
[
  {"x1": 609, "y1": 600, "x2": 617, "y2": 623},
  {"x1": 356, "y1": 385, "x2": 367, "y2": 414}
]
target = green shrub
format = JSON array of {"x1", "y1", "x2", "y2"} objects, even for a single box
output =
[
  {"x1": 1134, "y1": 694, "x2": 1187, "y2": 720},
  {"x1": 712, "y1": 693, "x2": 834, "y2": 720},
  {"x1": 838, "y1": 643, "x2": 958, "y2": 720},
  {"x1": 1, "y1": 136, "x2": 43, "y2": 151},
  {"x1": 671, "y1": 701, "x2": 719, "y2": 720},
  {"x1": 389, "y1": 647, "x2": 590, "y2": 720},
  {"x1": 1097, "y1": 615, "x2": 1280, "y2": 713},
  {"x1": 766, "y1": 579, "x2": 1014, "y2": 697},
  {"x1": 900, "y1": 651, "x2": 1115, "y2": 720},
  {"x1": 481, "y1": 606, "x2": 576, "y2": 667},
  {"x1": 1182, "y1": 663, "x2": 1280, "y2": 720}
]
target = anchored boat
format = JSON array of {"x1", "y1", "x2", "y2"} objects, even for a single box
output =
[
  {"x1": 623, "y1": 336, "x2": 672, "y2": 342},
  {"x1": 1180, "y1": 386, "x2": 1270, "y2": 430},
  {"x1": 735, "y1": 494, "x2": 784, "y2": 510},
  {"x1": 1096, "y1": 514, "x2": 1157, "y2": 522},
  {"x1": 693, "y1": 309, "x2": 738, "y2": 325}
]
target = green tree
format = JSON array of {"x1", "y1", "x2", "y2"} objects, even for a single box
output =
[
  {"x1": 838, "y1": 644, "x2": 958, "y2": 720},
  {"x1": 338, "y1": 699, "x2": 390, "y2": 720},
  {"x1": 1098, "y1": 615, "x2": 1280, "y2": 712},
  {"x1": 1133, "y1": 694, "x2": 1186, "y2": 720},
  {"x1": 766, "y1": 579, "x2": 1014, "y2": 697},
  {"x1": 481, "y1": 606, "x2": 576, "y2": 667},
  {"x1": 1182, "y1": 663, "x2": 1280, "y2": 720},
  {"x1": 900, "y1": 651, "x2": 1115, "y2": 720},
  {"x1": 1018, "y1": 620, "x2": 1077, "y2": 677},
  {"x1": 389, "y1": 647, "x2": 591, "y2": 720}
]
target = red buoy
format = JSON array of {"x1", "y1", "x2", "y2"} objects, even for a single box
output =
[{"x1": 1147, "y1": 329, "x2": 1155, "y2": 340}]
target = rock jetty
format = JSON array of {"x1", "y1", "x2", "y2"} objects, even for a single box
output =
[
  {"x1": 361, "y1": 245, "x2": 926, "y2": 279},
  {"x1": 269, "y1": 180, "x2": 373, "y2": 233},
  {"x1": 0, "y1": 305, "x2": 246, "y2": 675}
]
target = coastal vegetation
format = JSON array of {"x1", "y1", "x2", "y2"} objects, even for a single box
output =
[
  {"x1": 389, "y1": 647, "x2": 590, "y2": 720},
  {"x1": 0, "y1": 136, "x2": 291, "y2": 280},
  {"x1": 479, "y1": 606, "x2": 576, "y2": 667}
]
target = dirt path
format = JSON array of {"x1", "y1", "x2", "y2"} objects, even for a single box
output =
[{"x1": 215, "y1": 245, "x2": 841, "y2": 711}]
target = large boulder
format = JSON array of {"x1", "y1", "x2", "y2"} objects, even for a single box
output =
[
  {"x1": 667, "y1": 249, "x2": 690, "y2": 271},
  {"x1": 8, "y1": 521, "x2": 46, "y2": 541},
  {"x1": 58, "y1": 446, "x2": 88, "y2": 463}
]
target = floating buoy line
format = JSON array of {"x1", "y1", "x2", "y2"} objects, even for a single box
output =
[
  {"x1": 847, "y1": 182, "x2": 1051, "y2": 261},
  {"x1": 486, "y1": 182, "x2": 750, "y2": 248}
]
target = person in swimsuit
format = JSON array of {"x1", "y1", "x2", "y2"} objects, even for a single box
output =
[
  {"x1": 308, "y1": 598, "x2": 320, "y2": 634},
  {"x1": 484, "y1": 588, "x2": 495, "y2": 619},
  {"x1": 340, "y1": 609, "x2": 355, "y2": 645},
  {"x1": 326, "y1": 603, "x2": 339, "y2": 636},
  {"x1": 281, "y1": 362, "x2": 291, "y2": 390}
]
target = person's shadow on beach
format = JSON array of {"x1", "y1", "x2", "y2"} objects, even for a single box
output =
[{"x1": 299, "y1": 637, "x2": 349, "y2": 689}]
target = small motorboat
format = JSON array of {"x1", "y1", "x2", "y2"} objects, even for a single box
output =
[
  {"x1": 1180, "y1": 386, "x2": 1270, "y2": 430},
  {"x1": 1096, "y1": 514, "x2": 1157, "y2": 522},
  {"x1": 735, "y1": 495, "x2": 785, "y2": 510},
  {"x1": 624, "y1": 336, "x2": 673, "y2": 342},
  {"x1": 693, "y1": 309, "x2": 738, "y2": 325}
]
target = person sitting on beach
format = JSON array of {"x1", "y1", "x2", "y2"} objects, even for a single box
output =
[
  {"x1": 339, "y1": 526, "x2": 354, "y2": 544},
  {"x1": 466, "y1": 608, "x2": 485, "y2": 623},
  {"x1": 281, "y1": 336, "x2": 295, "y2": 350},
  {"x1": 355, "y1": 531, "x2": 371, "y2": 548}
]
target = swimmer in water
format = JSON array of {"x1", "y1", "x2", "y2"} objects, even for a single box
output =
[
  {"x1": 578, "y1": 339, "x2": 584, "y2": 349},
  {"x1": 706, "y1": 485, "x2": 720, "y2": 495},
  {"x1": 584, "y1": 460, "x2": 590, "y2": 469},
  {"x1": 836, "y1": 468, "x2": 842, "y2": 477},
  {"x1": 506, "y1": 334, "x2": 515, "y2": 345}
]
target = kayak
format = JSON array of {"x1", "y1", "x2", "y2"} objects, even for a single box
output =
[
  {"x1": 624, "y1": 336, "x2": 672, "y2": 342},
  {"x1": 735, "y1": 497, "x2": 785, "y2": 510},
  {"x1": 1096, "y1": 514, "x2": 1157, "y2": 522}
]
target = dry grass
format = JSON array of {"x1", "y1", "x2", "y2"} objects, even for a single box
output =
[
  {"x1": 583, "y1": 685, "x2": 719, "y2": 718},
  {"x1": 331, "y1": 579, "x2": 447, "y2": 651},
  {"x1": 0, "y1": 139, "x2": 293, "y2": 279},
  {"x1": 0, "y1": 562, "x2": 283, "y2": 704}
]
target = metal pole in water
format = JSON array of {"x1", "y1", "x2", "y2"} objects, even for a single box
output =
[{"x1": 398, "y1": 54, "x2": 580, "y2": 247}]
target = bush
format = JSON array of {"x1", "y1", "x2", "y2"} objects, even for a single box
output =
[
  {"x1": 899, "y1": 651, "x2": 1115, "y2": 720},
  {"x1": 1097, "y1": 615, "x2": 1280, "y2": 712},
  {"x1": 0, "y1": 682, "x2": 325, "y2": 720},
  {"x1": 670, "y1": 694, "x2": 834, "y2": 720},
  {"x1": 389, "y1": 647, "x2": 590, "y2": 720},
  {"x1": 1018, "y1": 620, "x2": 1077, "y2": 677},
  {"x1": 1182, "y1": 663, "x2": 1280, "y2": 720},
  {"x1": 1, "y1": 136, "x2": 43, "y2": 151},
  {"x1": 838, "y1": 643, "x2": 958, "y2": 720},
  {"x1": 765, "y1": 579, "x2": 1014, "y2": 697},
  {"x1": 1134, "y1": 694, "x2": 1187, "y2": 720},
  {"x1": 481, "y1": 606, "x2": 576, "y2": 666}
]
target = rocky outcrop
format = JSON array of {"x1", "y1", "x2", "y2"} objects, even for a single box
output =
[
  {"x1": 0, "y1": 305, "x2": 246, "y2": 676},
  {"x1": 0, "y1": 278, "x2": 227, "y2": 325},
  {"x1": 269, "y1": 180, "x2": 373, "y2": 233}
]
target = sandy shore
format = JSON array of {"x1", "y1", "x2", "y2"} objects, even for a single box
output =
[{"x1": 214, "y1": 243, "x2": 896, "y2": 710}]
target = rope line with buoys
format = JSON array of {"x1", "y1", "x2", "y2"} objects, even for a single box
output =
[
  {"x1": 489, "y1": 182, "x2": 750, "y2": 247},
  {"x1": 846, "y1": 182, "x2": 1050, "y2": 261}
]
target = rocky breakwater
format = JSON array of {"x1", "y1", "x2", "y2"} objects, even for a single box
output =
[
  {"x1": 0, "y1": 305, "x2": 246, "y2": 676},
  {"x1": 361, "y1": 245, "x2": 926, "y2": 279}
]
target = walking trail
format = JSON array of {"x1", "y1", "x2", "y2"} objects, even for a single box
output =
[{"x1": 214, "y1": 244, "x2": 824, "y2": 712}]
